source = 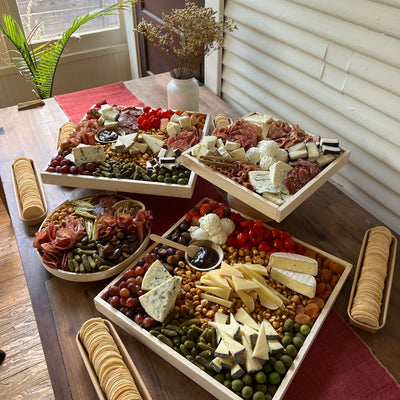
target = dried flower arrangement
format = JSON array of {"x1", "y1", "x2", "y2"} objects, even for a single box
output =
[{"x1": 136, "y1": 1, "x2": 237, "y2": 79}]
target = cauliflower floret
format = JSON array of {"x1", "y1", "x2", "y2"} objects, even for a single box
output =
[
  {"x1": 198, "y1": 213, "x2": 220, "y2": 235},
  {"x1": 246, "y1": 147, "x2": 260, "y2": 164},
  {"x1": 219, "y1": 217, "x2": 235, "y2": 235},
  {"x1": 190, "y1": 227, "x2": 210, "y2": 241},
  {"x1": 258, "y1": 140, "x2": 279, "y2": 157},
  {"x1": 211, "y1": 231, "x2": 229, "y2": 245}
]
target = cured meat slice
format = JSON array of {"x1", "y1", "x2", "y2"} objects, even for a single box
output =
[
  {"x1": 212, "y1": 120, "x2": 260, "y2": 150},
  {"x1": 286, "y1": 159, "x2": 321, "y2": 194},
  {"x1": 166, "y1": 128, "x2": 202, "y2": 151},
  {"x1": 118, "y1": 106, "x2": 141, "y2": 134}
]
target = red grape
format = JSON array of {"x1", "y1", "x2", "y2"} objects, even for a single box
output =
[
  {"x1": 134, "y1": 313, "x2": 144, "y2": 325},
  {"x1": 60, "y1": 165, "x2": 70, "y2": 174},
  {"x1": 142, "y1": 316, "x2": 156, "y2": 330},
  {"x1": 126, "y1": 297, "x2": 136, "y2": 308},
  {"x1": 119, "y1": 281, "x2": 127, "y2": 290},
  {"x1": 46, "y1": 166, "x2": 56, "y2": 172},
  {"x1": 50, "y1": 156, "x2": 59, "y2": 167},
  {"x1": 124, "y1": 269, "x2": 135, "y2": 280},
  {"x1": 119, "y1": 297, "x2": 126, "y2": 307},
  {"x1": 109, "y1": 296, "x2": 120, "y2": 307},
  {"x1": 127, "y1": 282, "x2": 136, "y2": 294},
  {"x1": 144, "y1": 253, "x2": 156, "y2": 264},
  {"x1": 119, "y1": 288, "x2": 130, "y2": 298},
  {"x1": 60, "y1": 159, "x2": 69, "y2": 167},
  {"x1": 85, "y1": 162, "x2": 96, "y2": 172},
  {"x1": 108, "y1": 285, "x2": 119, "y2": 296},
  {"x1": 134, "y1": 266, "x2": 145, "y2": 276},
  {"x1": 55, "y1": 165, "x2": 61, "y2": 173},
  {"x1": 69, "y1": 166, "x2": 78, "y2": 174}
]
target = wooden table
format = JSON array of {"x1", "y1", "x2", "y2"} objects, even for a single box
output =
[{"x1": 0, "y1": 73, "x2": 398, "y2": 399}]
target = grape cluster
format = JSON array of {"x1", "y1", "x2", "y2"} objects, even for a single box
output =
[
  {"x1": 106, "y1": 252, "x2": 158, "y2": 329},
  {"x1": 46, "y1": 153, "x2": 98, "y2": 175}
]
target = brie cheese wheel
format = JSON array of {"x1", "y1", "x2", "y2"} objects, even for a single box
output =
[
  {"x1": 268, "y1": 252, "x2": 318, "y2": 275},
  {"x1": 270, "y1": 267, "x2": 317, "y2": 298}
]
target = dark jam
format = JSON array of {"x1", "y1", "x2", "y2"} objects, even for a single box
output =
[
  {"x1": 98, "y1": 130, "x2": 118, "y2": 142},
  {"x1": 190, "y1": 246, "x2": 219, "y2": 269}
]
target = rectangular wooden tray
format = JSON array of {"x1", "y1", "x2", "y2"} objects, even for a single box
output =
[
  {"x1": 94, "y1": 201, "x2": 353, "y2": 400},
  {"x1": 76, "y1": 318, "x2": 153, "y2": 400},
  {"x1": 11, "y1": 158, "x2": 47, "y2": 226},
  {"x1": 347, "y1": 228, "x2": 397, "y2": 333},
  {"x1": 182, "y1": 112, "x2": 350, "y2": 221},
  {"x1": 40, "y1": 112, "x2": 211, "y2": 198}
]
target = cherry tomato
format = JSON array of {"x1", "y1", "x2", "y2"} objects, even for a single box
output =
[
  {"x1": 271, "y1": 229, "x2": 281, "y2": 239},
  {"x1": 262, "y1": 228, "x2": 272, "y2": 241},
  {"x1": 273, "y1": 238, "x2": 284, "y2": 251},
  {"x1": 143, "y1": 106, "x2": 151, "y2": 113},
  {"x1": 236, "y1": 232, "x2": 249, "y2": 247},
  {"x1": 240, "y1": 219, "x2": 255, "y2": 230},
  {"x1": 137, "y1": 115, "x2": 145, "y2": 125},
  {"x1": 258, "y1": 240, "x2": 271, "y2": 252},
  {"x1": 229, "y1": 212, "x2": 243, "y2": 227},
  {"x1": 142, "y1": 119, "x2": 152, "y2": 130},
  {"x1": 151, "y1": 116, "x2": 160, "y2": 128},
  {"x1": 280, "y1": 231, "x2": 291, "y2": 241},
  {"x1": 249, "y1": 228, "x2": 263, "y2": 244},
  {"x1": 283, "y1": 237, "x2": 296, "y2": 250},
  {"x1": 253, "y1": 219, "x2": 264, "y2": 231}
]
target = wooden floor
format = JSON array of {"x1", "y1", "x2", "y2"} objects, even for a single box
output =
[{"x1": 0, "y1": 199, "x2": 54, "y2": 399}]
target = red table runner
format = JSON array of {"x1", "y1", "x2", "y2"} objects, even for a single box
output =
[
  {"x1": 55, "y1": 82, "x2": 400, "y2": 400},
  {"x1": 55, "y1": 81, "x2": 144, "y2": 124}
]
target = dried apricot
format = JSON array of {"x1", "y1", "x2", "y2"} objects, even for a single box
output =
[
  {"x1": 331, "y1": 263, "x2": 345, "y2": 274},
  {"x1": 330, "y1": 274, "x2": 338, "y2": 289},
  {"x1": 304, "y1": 302, "x2": 320, "y2": 318},
  {"x1": 295, "y1": 313, "x2": 311, "y2": 325},
  {"x1": 308, "y1": 297, "x2": 325, "y2": 310},
  {"x1": 316, "y1": 282, "x2": 326, "y2": 295},
  {"x1": 321, "y1": 268, "x2": 332, "y2": 282},
  {"x1": 296, "y1": 304, "x2": 305, "y2": 314}
]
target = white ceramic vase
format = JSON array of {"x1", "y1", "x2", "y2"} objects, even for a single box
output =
[{"x1": 167, "y1": 76, "x2": 199, "y2": 111}]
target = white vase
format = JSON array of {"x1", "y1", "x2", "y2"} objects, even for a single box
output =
[{"x1": 167, "y1": 76, "x2": 199, "y2": 111}]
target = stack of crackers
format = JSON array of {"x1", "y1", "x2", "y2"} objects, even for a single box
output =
[
  {"x1": 13, "y1": 157, "x2": 45, "y2": 221},
  {"x1": 79, "y1": 318, "x2": 143, "y2": 400},
  {"x1": 57, "y1": 122, "x2": 75, "y2": 149},
  {"x1": 350, "y1": 226, "x2": 392, "y2": 329},
  {"x1": 214, "y1": 114, "x2": 231, "y2": 129}
]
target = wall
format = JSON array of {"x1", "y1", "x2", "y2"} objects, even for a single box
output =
[{"x1": 209, "y1": 0, "x2": 400, "y2": 234}]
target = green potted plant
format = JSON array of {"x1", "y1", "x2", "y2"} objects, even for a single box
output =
[{"x1": 0, "y1": 0, "x2": 136, "y2": 101}]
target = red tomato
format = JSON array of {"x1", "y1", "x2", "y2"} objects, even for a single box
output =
[
  {"x1": 137, "y1": 116, "x2": 145, "y2": 125},
  {"x1": 262, "y1": 228, "x2": 272, "y2": 241},
  {"x1": 236, "y1": 232, "x2": 249, "y2": 247},
  {"x1": 143, "y1": 106, "x2": 151, "y2": 113},
  {"x1": 271, "y1": 229, "x2": 281, "y2": 239},
  {"x1": 151, "y1": 116, "x2": 160, "y2": 128},
  {"x1": 258, "y1": 240, "x2": 271, "y2": 252},
  {"x1": 249, "y1": 228, "x2": 263, "y2": 244},
  {"x1": 280, "y1": 231, "x2": 291, "y2": 241},
  {"x1": 142, "y1": 119, "x2": 152, "y2": 130},
  {"x1": 273, "y1": 238, "x2": 284, "y2": 251},
  {"x1": 283, "y1": 237, "x2": 296, "y2": 250},
  {"x1": 253, "y1": 219, "x2": 264, "y2": 231},
  {"x1": 240, "y1": 219, "x2": 255, "y2": 230}
]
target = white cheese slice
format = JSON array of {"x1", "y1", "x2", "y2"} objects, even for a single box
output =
[
  {"x1": 141, "y1": 134, "x2": 164, "y2": 154},
  {"x1": 252, "y1": 322, "x2": 269, "y2": 361},
  {"x1": 242, "y1": 334, "x2": 263, "y2": 373},
  {"x1": 306, "y1": 142, "x2": 319, "y2": 161},
  {"x1": 230, "y1": 363, "x2": 244, "y2": 379},
  {"x1": 220, "y1": 261, "x2": 244, "y2": 277},
  {"x1": 269, "y1": 161, "x2": 293, "y2": 194},
  {"x1": 214, "y1": 340, "x2": 230, "y2": 359},
  {"x1": 166, "y1": 122, "x2": 181, "y2": 137},
  {"x1": 209, "y1": 322, "x2": 240, "y2": 340},
  {"x1": 200, "y1": 293, "x2": 233, "y2": 308},
  {"x1": 270, "y1": 267, "x2": 317, "y2": 298},
  {"x1": 225, "y1": 141, "x2": 240, "y2": 151},
  {"x1": 205, "y1": 269, "x2": 230, "y2": 288},
  {"x1": 230, "y1": 147, "x2": 247, "y2": 161},
  {"x1": 236, "y1": 290, "x2": 255, "y2": 313},
  {"x1": 267, "y1": 339, "x2": 284, "y2": 354},
  {"x1": 234, "y1": 307, "x2": 259, "y2": 331},
  {"x1": 232, "y1": 276, "x2": 259, "y2": 292},
  {"x1": 217, "y1": 146, "x2": 232, "y2": 158},
  {"x1": 72, "y1": 145, "x2": 105, "y2": 167},
  {"x1": 103, "y1": 120, "x2": 119, "y2": 130},
  {"x1": 210, "y1": 357, "x2": 223, "y2": 372},
  {"x1": 240, "y1": 324, "x2": 258, "y2": 348},
  {"x1": 131, "y1": 141, "x2": 148, "y2": 153},
  {"x1": 196, "y1": 285, "x2": 232, "y2": 300},
  {"x1": 214, "y1": 312, "x2": 229, "y2": 324},
  {"x1": 178, "y1": 115, "x2": 191, "y2": 128},
  {"x1": 119, "y1": 133, "x2": 138, "y2": 149},
  {"x1": 219, "y1": 330, "x2": 246, "y2": 359},
  {"x1": 202, "y1": 136, "x2": 217, "y2": 149},
  {"x1": 141, "y1": 259, "x2": 172, "y2": 291},
  {"x1": 261, "y1": 319, "x2": 279, "y2": 339},
  {"x1": 170, "y1": 113, "x2": 180, "y2": 123},
  {"x1": 216, "y1": 138, "x2": 225, "y2": 148},
  {"x1": 139, "y1": 276, "x2": 182, "y2": 322},
  {"x1": 268, "y1": 252, "x2": 318, "y2": 275}
]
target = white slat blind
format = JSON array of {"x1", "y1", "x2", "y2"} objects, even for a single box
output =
[{"x1": 217, "y1": 0, "x2": 400, "y2": 233}]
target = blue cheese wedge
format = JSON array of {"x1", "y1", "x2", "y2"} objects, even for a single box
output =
[
  {"x1": 141, "y1": 259, "x2": 172, "y2": 291},
  {"x1": 139, "y1": 276, "x2": 182, "y2": 322},
  {"x1": 268, "y1": 252, "x2": 318, "y2": 275},
  {"x1": 269, "y1": 161, "x2": 293, "y2": 194},
  {"x1": 270, "y1": 267, "x2": 317, "y2": 298},
  {"x1": 72, "y1": 145, "x2": 106, "y2": 167},
  {"x1": 248, "y1": 171, "x2": 280, "y2": 195}
]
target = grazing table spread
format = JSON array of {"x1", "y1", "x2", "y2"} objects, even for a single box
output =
[{"x1": 0, "y1": 72, "x2": 399, "y2": 400}]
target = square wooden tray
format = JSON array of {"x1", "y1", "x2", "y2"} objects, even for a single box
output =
[
  {"x1": 181, "y1": 113, "x2": 350, "y2": 221},
  {"x1": 94, "y1": 201, "x2": 353, "y2": 400},
  {"x1": 347, "y1": 228, "x2": 397, "y2": 333},
  {"x1": 76, "y1": 318, "x2": 153, "y2": 400}
]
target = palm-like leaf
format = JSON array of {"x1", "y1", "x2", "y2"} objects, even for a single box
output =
[{"x1": 0, "y1": 1, "x2": 135, "y2": 99}]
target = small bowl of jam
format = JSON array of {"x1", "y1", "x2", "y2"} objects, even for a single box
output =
[{"x1": 186, "y1": 240, "x2": 224, "y2": 271}]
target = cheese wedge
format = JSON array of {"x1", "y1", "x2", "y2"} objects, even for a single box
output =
[
  {"x1": 220, "y1": 261, "x2": 244, "y2": 277},
  {"x1": 231, "y1": 276, "x2": 259, "y2": 292},
  {"x1": 200, "y1": 293, "x2": 233, "y2": 308},
  {"x1": 252, "y1": 322, "x2": 269, "y2": 361},
  {"x1": 141, "y1": 259, "x2": 172, "y2": 291},
  {"x1": 236, "y1": 290, "x2": 255, "y2": 313},
  {"x1": 196, "y1": 285, "x2": 232, "y2": 300},
  {"x1": 269, "y1": 161, "x2": 293, "y2": 194},
  {"x1": 268, "y1": 252, "x2": 318, "y2": 275},
  {"x1": 234, "y1": 307, "x2": 259, "y2": 331},
  {"x1": 270, "y1": 267, "x2": 317, "y2": 298}
]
